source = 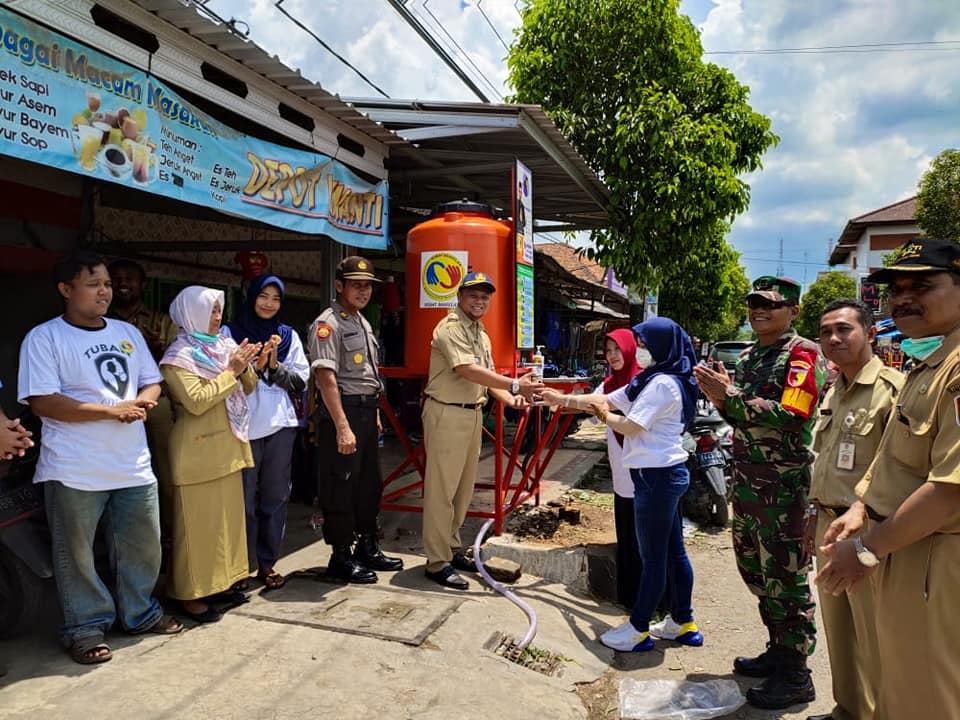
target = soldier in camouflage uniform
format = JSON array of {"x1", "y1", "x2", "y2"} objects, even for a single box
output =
[{"x1": 694, "y1": 276, "x2": 825, "y2": 710}]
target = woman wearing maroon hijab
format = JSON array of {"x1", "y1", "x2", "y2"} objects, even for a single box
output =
[{"x1": 601, "y1": 329, "x2": 643, "y2": 608}]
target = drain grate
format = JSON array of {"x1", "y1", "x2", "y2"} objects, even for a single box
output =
[{"x1": 485, "y1": 631, "x2": 565, "y2": 677}]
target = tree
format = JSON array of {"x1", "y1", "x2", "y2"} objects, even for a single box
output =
[
  {"x1": 507, "y1": 0, "x2": 778, "y2": 288},
  {"x1": 656, "y1": 225, "x2": 750, "y2": 340},
  {"x1": 916, "y1": 149, "x2": 960, "y2": 242},
  {"x1": 795, "y1": 271, "x2": 857, "y2": 340}
]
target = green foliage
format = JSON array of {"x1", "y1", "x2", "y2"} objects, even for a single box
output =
[
  {"x1": 507, "y1": 0, "x2": 778, "y2": 288},
  {"x1": 916, "y1": 149, "x2": 960, "y2": 242},
  {"x1": 795, "y1": 271, "x2": 857, "y2": 340},
  {"x1": 656, "y1": 224, "x2": 750, "y2": 340}
]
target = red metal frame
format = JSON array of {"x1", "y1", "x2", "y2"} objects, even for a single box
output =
[{"x1": 378, "y1": 368, "x2": 591, "y2": 535}]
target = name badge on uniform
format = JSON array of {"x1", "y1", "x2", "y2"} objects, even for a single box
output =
[{"x1": 837, "y1": 411, "x2": 856, "y2": 471}]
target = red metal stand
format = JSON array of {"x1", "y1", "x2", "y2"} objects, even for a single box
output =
[{"x1": 378, "y1": 369, "x2": 591, "y2": 535}]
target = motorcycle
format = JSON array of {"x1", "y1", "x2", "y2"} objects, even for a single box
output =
[
  {"x1": 0, "y1": 412, "x2": 53, "y2": 638},
  {"x1": 681, "y1": 408, "x2": 733, "y2": 528}
]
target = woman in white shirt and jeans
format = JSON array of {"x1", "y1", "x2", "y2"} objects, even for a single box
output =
[{"x1": 542, "y1": 317, "x2": 703, "y2": 653}]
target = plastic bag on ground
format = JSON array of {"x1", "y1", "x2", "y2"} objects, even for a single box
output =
[{"x1": 618, "y1": 678, "x2": 745, "y2": 720}]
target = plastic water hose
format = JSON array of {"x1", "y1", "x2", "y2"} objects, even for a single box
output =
[{"x1": 473, "y1": 518, "x2": 538, "y2": 650}]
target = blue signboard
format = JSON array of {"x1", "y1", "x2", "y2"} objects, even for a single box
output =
[{"x1": 0, "y1": 8, "x2": 388, "y2": 248}]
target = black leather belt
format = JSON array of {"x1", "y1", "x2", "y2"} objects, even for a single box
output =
[
  {"x1": 865, "y1": 504, "x2": 886, "y2": 522},
  {"x1": 429, "y1": 397, "x2": 485, "y2": 410},
  {"x1": 341, "y1": 393, "x2": 380, "y2": 407},
  {"x1": 815, "y1": 502, "x2": 850, "y2": 517}
]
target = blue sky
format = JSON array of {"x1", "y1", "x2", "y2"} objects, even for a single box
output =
[{"x1": 207, "y1": 0, "x2": 960, "y2": 288}]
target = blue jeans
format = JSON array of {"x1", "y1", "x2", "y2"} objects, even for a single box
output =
[
  {"x1": 243, "y1": 427, "x2": 296, "y2": 570},
  {"x1": 45, "y1": 481, "x2": 163, "y2": 646},
  {"x1": 629, "y1": 464, "x2": 695, "y2": 631}
]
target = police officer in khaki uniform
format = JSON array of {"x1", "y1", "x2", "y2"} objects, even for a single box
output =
[
  {"x1": 308, "y1": 256, "x2": 402, "y2": 584},
  {"x1": 421, "y1": 272, "x2": 543, "y2": 589},
  {"x1": 807, "y1": 299, "x2": 903, "y2": 720},
  {"x1": 817, "y1": 239, "x2": 960, "y2": 720}
]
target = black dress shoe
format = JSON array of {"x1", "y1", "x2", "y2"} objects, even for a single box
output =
[
  {"x1": 328, "y1": 546, "x2": 378, "y2": 584},
  {"x1": 425, "y1": 565, "x2": 469, "y2": 590},
  {"x1": 355, "y1": 534, "x2": 404, "y2": 571},
  {"x1": 451, "y1": 551, "x2": 477, "y2": 573},
  {"x1": 806, "y1": 714, "x2": 834, "y2": 720}
]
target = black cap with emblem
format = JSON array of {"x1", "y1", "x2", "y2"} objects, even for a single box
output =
[
  {"x1": 867, "y1": 238, "x2": 960, "y2": 284},
  {"x1": 337, "y1": 255, "x2": 381, "y2": 282}
]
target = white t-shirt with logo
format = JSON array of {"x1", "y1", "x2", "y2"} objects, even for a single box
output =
[
  {"x1": 17, "y1": 317, "x2": 162, "y2": 491},
  {"x1": 607, "y1": 375, "x2": 688, "y2": 469},
  {"x1": 220, "y1": 326, "x2": 309, "y2": 440}
]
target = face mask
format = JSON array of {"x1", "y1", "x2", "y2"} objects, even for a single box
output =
[
  {"x1": 635, "y1": 347, "x2": 653, "y2": 367},
  {"x1": 900, "y1": 335, "x2": 944, "y2": 361}
]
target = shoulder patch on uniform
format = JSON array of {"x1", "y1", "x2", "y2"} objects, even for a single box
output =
[
  {"x1": 339, "y1": 311, "x2": 349, "y2": 319},
  {"x1": 781, "y1": 345, "x2": 819, "y2": 419},
  {"x1": 316, "y1": 323, "x2": 332, "y2": 339}
]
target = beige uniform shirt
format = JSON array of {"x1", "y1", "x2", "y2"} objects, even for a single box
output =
[
  {"x1": 811, "y1": 356, "x2": 903, "y2": 508},
  {"x1": 424, "y1": 307, "x2": 493, "y2": 405},
  {"x1": 856, "y1": 327, "x2": 960, "y2": 532},
  {"x1": 110, "y1": 303, "x2": 177, "y2": 360},
  {"x1": 307, "y1": 299, "x2": 382, "y2": 396}
]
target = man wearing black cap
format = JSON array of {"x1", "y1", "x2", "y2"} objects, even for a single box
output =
[
  {"x1": 308, "y1": 256, "x2": 403, "y2": 584},
  {"x1": 694, "y1": 275, "x2": 824, "y2": 710},
  {"x1": 421, "y1": 271, "x2": 543, "y2": 589},
  {"x1": 816, "y1": 238, "x2": 960, "y2": 719}
]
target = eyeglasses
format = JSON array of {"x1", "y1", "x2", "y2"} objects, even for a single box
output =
[{"x1": 747, "y1": 297, "x2": 788, "y2": 310}]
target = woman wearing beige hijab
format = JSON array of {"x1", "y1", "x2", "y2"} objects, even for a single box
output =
[{"x1": 160, "y1": 286, "x2": 260, "y2": 622}]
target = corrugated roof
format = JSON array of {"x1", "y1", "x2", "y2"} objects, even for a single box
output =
[{"x1": 129, "y1": 0, "x2": 406, "y2": 150}]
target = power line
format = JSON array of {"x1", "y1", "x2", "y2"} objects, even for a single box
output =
[
  {"x1": 706, "y1": 39, "x2": 960, "y2": 56},
  {"x1": 386, "y1": 0, "x2": 491, "y2": 102},
  {"x1": 273, "y1": 0, "x2": 390, "y2": 98},
  {"x1": 477, "y1": 0, "x2": 510, "y2": 53},
  {"x1": 419, "y1": 0, "x2": 503, "y2": 98}
]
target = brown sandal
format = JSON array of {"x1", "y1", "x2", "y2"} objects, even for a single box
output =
[
  {"x1": 258, "y1": 569, "x2": 286, "y2": 590},
  {"x1": 146, "y1": 614, "x2": 184, "y2": 635}
]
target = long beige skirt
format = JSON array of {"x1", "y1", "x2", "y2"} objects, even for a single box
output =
[{"x1": 167, "y1": 471, "x2": 249, "y2": 601}]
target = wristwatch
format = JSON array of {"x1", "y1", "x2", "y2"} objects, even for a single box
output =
[
  {"x1": 510, "y1": 379, "x2": 520, "y2": 394},
  {"x1": 853, "y1": 536, "x2": 880, "y2": 567}
]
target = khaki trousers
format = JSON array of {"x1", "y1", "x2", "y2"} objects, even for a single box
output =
[
  {"x1": 874, "y1": 532, "x2": 960, "y2": 720},
  {"x1": 815, "y1": 513, "x2": 879, "y2": 720},
  {"x1": 422, "y1": 398, "x2": 483, "y2": 572}
]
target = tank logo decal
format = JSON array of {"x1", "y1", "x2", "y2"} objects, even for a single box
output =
[{"x1": 420, "y1": 251, "x2": 468, "y2": 308}]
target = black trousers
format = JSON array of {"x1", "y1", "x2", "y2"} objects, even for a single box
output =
[
  {"x1": 614, "y1": 493, "x2": 643, "y2": 608},
  {"x1": 315, "y1": 401, "x2": 383, "y2": 546}
]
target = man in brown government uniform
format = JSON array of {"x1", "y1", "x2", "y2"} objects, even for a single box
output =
[
  {"x1": 817, "y1": 238, "x2": 960, "y2": 720},
  {"x1": 806, "y1": 298, "x2": 903, "y2": 720},
  {"x1": 107, "y1": 259, "x2": 178, "y2": 550},
  {"x1": 309, "y1": 256, "x2": 402, "y2": 584},
  {"x1": 421, "y1": 271, "x2": 544, "y2": 589}
]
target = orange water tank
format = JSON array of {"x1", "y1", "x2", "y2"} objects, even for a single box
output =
[{"x1": 404, "y1": 201, "x2": 516, "y2": 374}]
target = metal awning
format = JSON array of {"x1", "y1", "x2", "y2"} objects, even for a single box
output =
[{"x1": 344, "y1": 98, "x2": 609, "y2": 235}]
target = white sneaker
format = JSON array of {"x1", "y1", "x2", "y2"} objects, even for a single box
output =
[
  {"x1": 649, "y1": 616, "x2": 704, "y2": 646},
  {"x1": 600, "y1": 621, "x2": 654, "y2": 652}
]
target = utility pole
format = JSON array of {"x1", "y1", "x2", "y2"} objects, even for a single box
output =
[{"x1": 776, "y1": 237, "x2": 784, "y2": 277}]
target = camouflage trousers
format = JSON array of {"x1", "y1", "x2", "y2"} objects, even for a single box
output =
[{"x1": 731, "y1": 463, "x2": 817, "y2": 656}]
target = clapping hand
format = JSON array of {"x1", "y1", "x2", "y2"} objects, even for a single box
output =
[
  {"x1": 229, "y1": 339, "x2": 262, "y2": 376},
  {"x1": 255, "y1": 336, "x2": 279, "y2": 371}
]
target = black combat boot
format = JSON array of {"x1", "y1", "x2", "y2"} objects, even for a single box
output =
[
  {"x1": 327, "y1": 545, "x2": 377, "y2": 584},
  {"x1": 354, "y1": 534, "x2": 404, "y2": 571},
  {"x1": 746, "y1": 648, "x2": 816, "y2": 710},
  {"x1": 733, "y1": 628, "x2": 777, "y2": 677}
]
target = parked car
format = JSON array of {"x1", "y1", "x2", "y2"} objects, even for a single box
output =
[{"x1": 708, "y1": 340, "x2": 752, "y2": 378}]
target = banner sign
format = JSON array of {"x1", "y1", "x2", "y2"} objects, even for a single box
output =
[
  {"x1": 0, "y1": 8, "x2": 388, "y2": 248},
  {"x1": 419, "y1": 250, "x2": 467, "y2": 308},
  {"x1": 516, "y1": 263, "x2": 535, "y2": 349},
  {"x1": 514, "y1": 159, "x2": 533, "y2": 266}
]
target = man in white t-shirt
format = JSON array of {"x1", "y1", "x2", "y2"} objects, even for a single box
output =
[{"x1": 17, "y1": 251, "x2": 181, "y2": 665}]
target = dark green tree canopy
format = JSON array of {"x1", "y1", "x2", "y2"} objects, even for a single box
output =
[
  {"x1": 795, "y1": 271, "x2": 858, "y2": 340},
  {"x1": 656, "y1": 224, "x2": 750, "y2": 341},
  {"x1": 508, "y1": 0, "x2": 777, "y2": 288},
  {"x1": 916, "y1": 149, "x2": 960, "y2": 242}
]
